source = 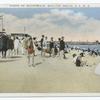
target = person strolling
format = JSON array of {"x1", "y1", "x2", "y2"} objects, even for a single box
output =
[
  {"x1": 40, "y1": 35, "x2": 44, "y2": 56},
  {"x1": 14, "y1": 37, "x2": 20, "y2": 55},
  {"x1": 49, "y1": 37, "x2": 54, "y2": 57},
  {"x1": 27, "y1": 37, "x2": 35, "y2": 67},
  {"x1": 23, "y1": 34, "x2": 29, "y2": 55},
  {"x1": 43, "y1": 36, "x2": 48, "y2": 56},
  {"x1": 59, "y1": 36, "x2": 66, "y2": 59}
]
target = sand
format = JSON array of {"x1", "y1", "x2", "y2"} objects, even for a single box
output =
[{"x1": 0, "y1": 50, "x2": 100, "y2": 93}]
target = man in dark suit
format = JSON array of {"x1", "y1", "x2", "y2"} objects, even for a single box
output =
[
  {"x1": 40, "y1": 35, "x2": 44, "y2": 56},
  {"x1": 60, "y1": 36, "x2": 66, "y2": 59}
]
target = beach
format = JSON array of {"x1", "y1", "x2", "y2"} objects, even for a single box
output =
[{"x1": 0, "y1": 50, "x2": 100, "y2": 93}]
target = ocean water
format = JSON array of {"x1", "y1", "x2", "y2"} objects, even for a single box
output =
[{"x1": 68, "y1": 44, "x2": 100, "y2": 51}]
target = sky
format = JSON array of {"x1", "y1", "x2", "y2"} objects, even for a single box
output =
[{"x1": 0, "y1": 8, "x2": 100, "y2": 41}]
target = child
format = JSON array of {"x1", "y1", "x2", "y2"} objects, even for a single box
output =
[{"x1": 27, "y1": 37, "x2": 35, "y2": 67}]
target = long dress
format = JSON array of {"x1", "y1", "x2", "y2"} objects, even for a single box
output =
[
  {"x1": 14, "y1": 39, "x2": 20, "y2": 50},
  {"x1": 43, "y1": 39, "x2": 48, "y2": 50},
  {"x1": 95, "y1": 63, "x2": 100, "y2": 75}
]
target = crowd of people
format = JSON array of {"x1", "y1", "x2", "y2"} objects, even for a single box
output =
[
  {"x1": 0, "y1": 34, "x2": 100, "y2": 68},
  {"x1": 23, "y1": 35, "x2": 67, "y2": 67},
  {"x1": 0, "y1": 34, "x2": 68, "y2": 66}
]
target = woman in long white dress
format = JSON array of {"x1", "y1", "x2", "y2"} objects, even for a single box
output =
[
  {"x1": 42, "y1": 36, "x2": 48, "y2": 56},
  {"x1": 14, "y1": 37, "x2": 20, "y2": 55},
  {"x1": 95, "y1": 63, "x2": 100, "y2": 75}
]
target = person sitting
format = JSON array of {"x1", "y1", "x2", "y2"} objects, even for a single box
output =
[
  {"x1": 72, "y1": 54, "x2": 77, "y2": 64},
  {"x1": 75, "y1": 53, "x2": 87, "y2": 67},
  {"x1": 75, "y1": 55, "x2": 82, "y2": 67}
]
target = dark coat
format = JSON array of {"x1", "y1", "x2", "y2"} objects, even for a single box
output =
[
  {"x1": 49, "y1": 41, "x2": 54, "y2": 49},
  {"x1": 60, "y1": 40, "x2": 65, "y2": 50},
  {"x1": 0, "y1": 37, "x2": 3, "y2": 51},
  {"x1": 0, "y1": 35, "x2": 8, "y2": 51},
  {"x1": 7, "y1": 39, "x2": 14, "y2": 50},
  {"x1": 40, "y1": 38, "x2": 44, "y2": 47}
]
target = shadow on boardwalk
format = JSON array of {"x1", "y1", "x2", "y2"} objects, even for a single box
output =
[
  {"x1": 10, "y1": 56, "x2": 22, "y2": 58},
  {"x1": 0, "y1": 56, "x2": 22, "y2": 63},
  {"x1": 0, "y1": 59, "x2": 17, "y2": 63}
]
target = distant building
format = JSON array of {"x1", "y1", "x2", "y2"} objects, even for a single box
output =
[
  {"x1": 11, "y1": 33, "x2": 31, "y2": 39},
  {"x1": 0, "y1": 32, "x2": 6, "y2": 37}
]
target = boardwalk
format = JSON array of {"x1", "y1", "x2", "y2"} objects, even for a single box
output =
[{"x1": 0, "y1": 51, "x2": 100, "y2": 93}]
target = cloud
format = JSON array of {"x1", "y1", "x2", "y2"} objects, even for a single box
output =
[{"x1": 0, "y1": 9, "x2": 100, "y2": 41}]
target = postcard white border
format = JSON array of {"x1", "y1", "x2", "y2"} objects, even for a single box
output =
[
  {"x1": 0, "y1": 3, "x2": 100, "y2": 97},
  {"x1": 0, "y1": 0, "x2": 100, "y2": 4},
  {"x1": 0, "y1": 93, "x2": 100, "y2": 97},
  {"x1": 0, "y1": 3, "x2": 100, "y2": 8}
]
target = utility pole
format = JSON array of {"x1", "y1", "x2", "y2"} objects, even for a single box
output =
[
  {"x1": 0, "y1": 15, "x2": 4, "y2": 32},
  {"x1": 24, "y1": 26, "x2": 26, "y2": 37},
  {"x1": 24, "y1": 26, "x2": 26, "y2": 34}
]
